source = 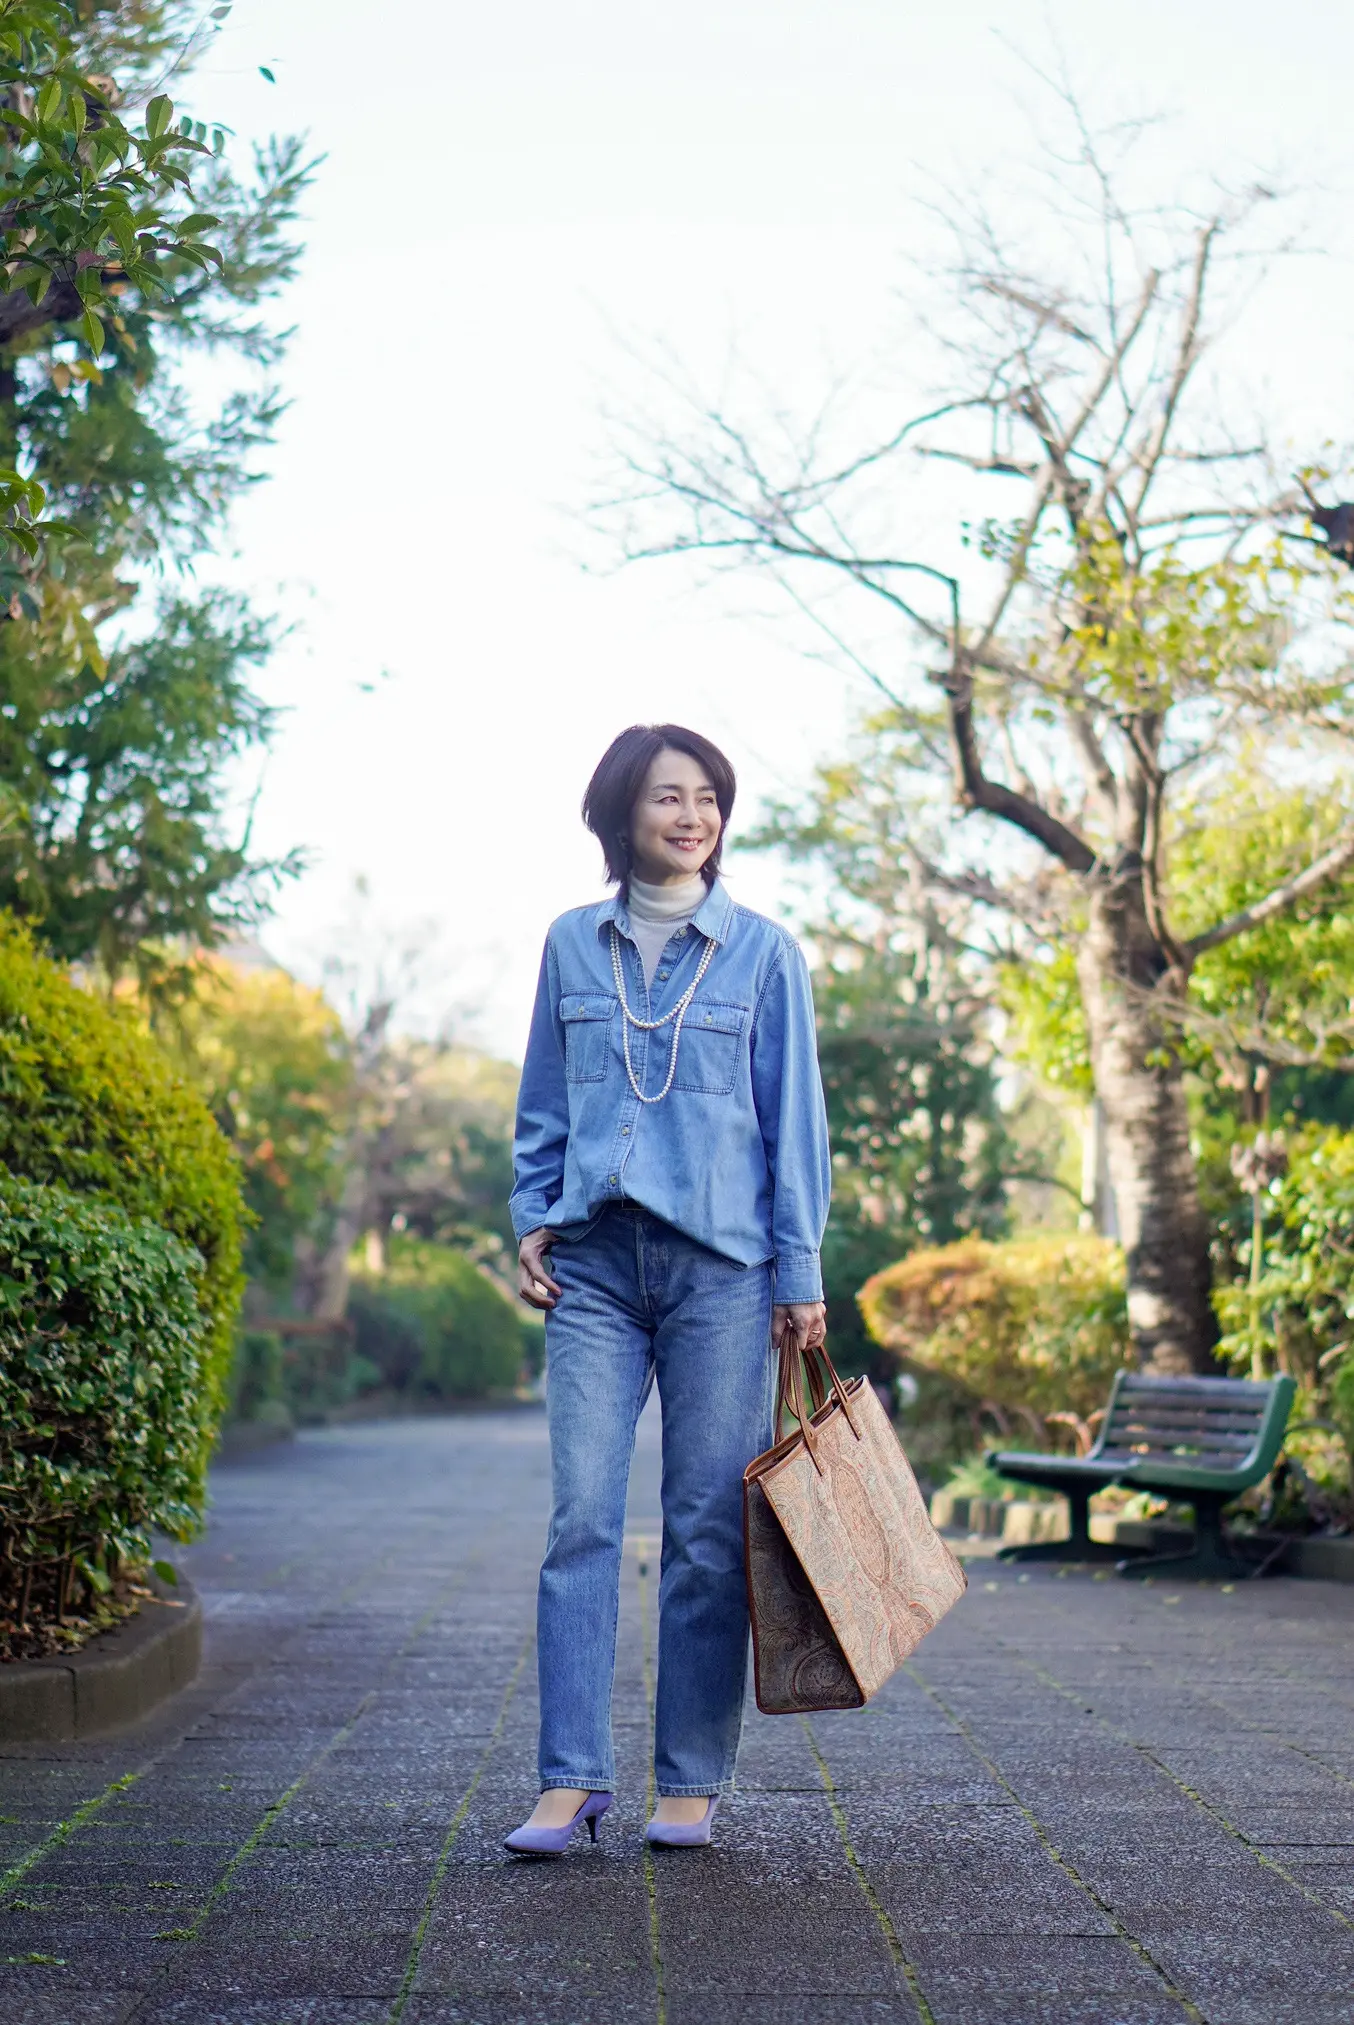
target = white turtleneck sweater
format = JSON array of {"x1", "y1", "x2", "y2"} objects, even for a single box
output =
[{"x1": 626, "y1": 873, "x2": 706, "y2": 988}]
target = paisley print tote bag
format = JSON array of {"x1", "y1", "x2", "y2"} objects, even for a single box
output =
[{"x1": 744, "y1": 1338, "x2": 967, "y2": 1714}]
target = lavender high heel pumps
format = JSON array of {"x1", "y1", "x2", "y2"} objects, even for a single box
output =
[
  {"x1": 503, "y1": 1791, "x2": 613, "y2": 1856},
  {"x1": 645, "y1": 1796, "x2": 719, "y2": 1848}
]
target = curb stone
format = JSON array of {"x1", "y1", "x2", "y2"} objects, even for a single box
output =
[{"x1": 0, "y1": 1575, "x2": 201, "y2": 1743}]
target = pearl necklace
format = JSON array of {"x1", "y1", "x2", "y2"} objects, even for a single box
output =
[{"x1": 609, "y1": 924, "x2": 716, "y2": 1105}]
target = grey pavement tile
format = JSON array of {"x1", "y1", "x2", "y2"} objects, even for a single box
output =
[
  {"x1": 1281, "y1": 1866, "x2": 1354, "y2": 1913},
  {"x1": 1229, "y1": 1811, "x2": 1354, "y2": 1846},
  {"x1": 1200, "y1": 2003, "x2": 1354, "y2": 2025},
  {"x1": 152, "y1": 1926, "x2": 411, "y2": 1997},
  {"x1": 415, "y1": 1868, "x2": 652, "y2": 1998},
  {"x1": 905, "y1": 1933, "x2": 1167, "y2": 1993},
  {"x1": 658, "y1": 1874, "x2": 897, "y2": 1994},
  {"x1": 870, "y1": 1860, "x2": 1118, "y2": 1935},
  {"x1": 0, "y1": 1941, "x2": 159, "y2": 1989},
  {"x1": 921, "y1": 2001, "x2": 1194, "y2": 2025},
  {"x1": 1140, "y1": 1929, "x2": 1354, "y2": 1995},
  {"x1": 664, "y1": 2003, "x2": 915, "y2": 2025},
  {"x1": 139, "y1": 2004, "x2": 393, "y2": 2024},
  {"x1": 403, "y1": 1998, "x2": 659, "y2": 2025},
  {"x1": 0, "y1": 1997, "x2": 131, "y2": 2025},
  {"x1": 1067, "y1": 1849, "x2": 1273, "y2": 1897}
]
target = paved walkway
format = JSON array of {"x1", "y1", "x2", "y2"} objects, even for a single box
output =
[{"x1": 3, "y1": 1403, "x2": 1354, "y2": 2025}]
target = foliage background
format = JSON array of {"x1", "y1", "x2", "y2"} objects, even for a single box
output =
[
  {"x1": 0, "y1": 916, "x2": 243, "y2": 1423},
  {"x1": 0, "y1": 1173, "x2": 209, "y2": 1591}
]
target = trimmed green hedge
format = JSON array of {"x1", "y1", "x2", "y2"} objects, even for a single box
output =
[
  {"x1": 859, "y1": 1233, "x2": 1130, "y2": 1422},
  {"x1": 0, "y1": 916, "x2": 244, "y2": 1430},
  {"x1": 350, "y1": 1236, "x2": 527, "y2": 1400},
  {"x1": 0, "y1": 1175, "x2": 210, "y2": 1602}
]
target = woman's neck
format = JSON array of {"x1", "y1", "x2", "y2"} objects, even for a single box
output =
[{"x1": 627, "y1": 871, "x2": 706, "y2": 920}]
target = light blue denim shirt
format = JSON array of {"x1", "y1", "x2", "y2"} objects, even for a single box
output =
[{"x1": 511, "y1": 878, "x2": 831, "y2": 1303}]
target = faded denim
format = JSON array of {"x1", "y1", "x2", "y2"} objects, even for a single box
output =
[
  {"x1": 537, "y1": 1206, "x2": 775, "y2": 1797},
  {"x1": 510, "y1": 878, "x2": 831, "y2": 1305}
]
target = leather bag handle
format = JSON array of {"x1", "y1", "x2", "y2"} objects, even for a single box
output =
[{"x1": 774, "y1": 1328, "x2": 863, "y2": 1474}]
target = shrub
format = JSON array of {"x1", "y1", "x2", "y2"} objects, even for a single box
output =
[
  {"x1": 351, "y1": 1236, "x2": 527, "y2": 1400},
  {"x1": 1333, "y1": 1356, "x2": 1354, "y2": 1463},
  {"x1": 0, "y1": 916, "x2": 243, "y2": 1434},
  {"x1": 0, "y1": 1175, "x2": 210, "y2": 1622},
  {"x1": 1214, "y1": 1125, "x2": 1354, "y2": 1390},
  {"x1": 278, "y1": 1324, "x2": 377, "y2": 1421},
  {"x1": 858, "y1": 1232, "x2": 1130, "y2": 1421},
  {"x1": 231, "y1": 1329, "x2": 288, "y2": 1425}
]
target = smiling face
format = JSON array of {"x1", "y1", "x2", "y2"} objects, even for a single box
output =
[{"x1": 627, "y1": 747, "x2": 722, "y2": 887}]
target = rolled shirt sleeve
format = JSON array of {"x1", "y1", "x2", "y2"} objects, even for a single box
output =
[{"x1": 749, "y1": 940, "x2": 831, "y2": 1304}]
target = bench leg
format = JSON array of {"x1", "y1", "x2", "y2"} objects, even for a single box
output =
[
  {"x1": 998, "y1": 1484, "x2": 1135, "y2": 1565},
  {"x1": 1114, "y1": 1495, "x2": 1250, "y2": 1582}
]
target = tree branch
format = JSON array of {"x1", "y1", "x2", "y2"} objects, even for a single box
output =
[
  {"x1": 943, "y1": 660, "x2": 1097, "y2": 873},
  {"x1": 1185, "y1": 826, "x2": 1354, "y2": 958},
  {"x1": 1066, "y1": 707, "x2": 1119, "y2": 830},
  {"x1": 1126, "y1": 222, "x2": 1217, "y2": 524},
  {"x1": 904, "y1": 840, "x2": 1060, "y2": 930}
]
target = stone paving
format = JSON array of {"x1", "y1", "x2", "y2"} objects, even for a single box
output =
[{"x1": 3, "y1": 1402, "x2": 1354, "y2": 2025}]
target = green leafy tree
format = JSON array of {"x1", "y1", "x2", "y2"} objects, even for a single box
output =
[
  {"x1": 604, "y1": 89, "x2": 1354, "y2": 1374},
  {"x1": 160, "y1": 955, "x2": 352, "y2": 1292},
  {"x1": 0, "y1": 0, "x2": 231, "y2": 563},
  {"x1": 1003, "y1": 777, "x2": 1354, "y2": 1232},
  {"x1": 0, "y1": 0, "x2": 311, "y2": 985}
]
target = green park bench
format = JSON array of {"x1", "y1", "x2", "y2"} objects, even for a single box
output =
[{"x1": 986, "y1": 1372, "x2": 1296, "y2": 1581}]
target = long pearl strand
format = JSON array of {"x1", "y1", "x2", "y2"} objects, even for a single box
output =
[{"x1": 609, "y1": 924, "x2": 716, "y2": 1105}]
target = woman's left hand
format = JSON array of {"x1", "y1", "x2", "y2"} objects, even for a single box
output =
[{"x1": 772, "y1": 1301, "x2": 827, "y2": 1354}]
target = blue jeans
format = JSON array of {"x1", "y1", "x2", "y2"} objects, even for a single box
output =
[{"x1": 538, "y1": 1206, "x2": 775, "y2": 1797}]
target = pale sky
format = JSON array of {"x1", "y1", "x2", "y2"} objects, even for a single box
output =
[{"x1": 182, "y1": 0, "x2": 1354, "y2": 1056}]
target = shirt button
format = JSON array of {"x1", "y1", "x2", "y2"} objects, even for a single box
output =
[
  {"x1": 609, "y1": 1174, "x2": 618, "y2": 1185},
  {"x1": 657, "y1": 969, "x2": 670, "y2": 980},
  {"x1": 621, "y1": 1126, "x2": 630, "y2": 1136},
  {"x1": 675, "y1": 927, "x2": 687, "y2": 937}
]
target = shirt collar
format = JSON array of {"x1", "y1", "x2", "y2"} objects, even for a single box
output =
[{"x1": 598, "y1": 876, "x2": 735, "y2": 946}]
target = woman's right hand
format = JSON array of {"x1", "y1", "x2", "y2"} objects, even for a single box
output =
[{"x1": 517, "y1": 1228, "x2": 562, "y2": 1310}]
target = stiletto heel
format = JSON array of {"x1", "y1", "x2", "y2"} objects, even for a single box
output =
[
  {"x1": 504, "y1": 1791, "x2": 613, "y2": 1856},
  {"x1": 645, "y1": 1796, "x2": 719, "y2": 1848}
]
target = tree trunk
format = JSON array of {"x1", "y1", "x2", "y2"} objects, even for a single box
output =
[
  {"x1": 1076, "y1": 864, "x2": 1218, "y2": 1375},
  {"x1": 307, "y1": 1149, "x2": 372, "y2": 1323}
]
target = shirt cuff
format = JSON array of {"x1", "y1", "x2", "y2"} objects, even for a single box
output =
[
  {"x1": 773, "y1": 1250, "x2": 823, "y2": 1305},
  {"x1": 510, "y1": 1193, "x2": 557, "y2": 1242}
]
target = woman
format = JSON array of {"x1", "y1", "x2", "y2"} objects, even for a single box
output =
[{"x1": 505, "y1": 722, "x2": 830, "y2": 1855}]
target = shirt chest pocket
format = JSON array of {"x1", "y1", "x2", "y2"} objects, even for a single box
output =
[
  {"x1": 671, "y1": 1000, "x2": 748, "y2": 1096},
  {"x1": 559, "y1": 993, "x2": 615, "y2": 1083}
]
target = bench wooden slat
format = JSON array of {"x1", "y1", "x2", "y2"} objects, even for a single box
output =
[
  {"x1": 1105, "y1": 1406, "x2": 1265, "y2": 1428},
  {"x1": 1102, "y1": 1426, "x2": 1258, "y2": 1453},
  {"x1": 1101, "y1": 1401, "x2": 1262, "y2": 1417},
  {"x1": 1111, "y1": 1375, "x2": 1273, "y2": 1399},
  {"x1": 1097, "y1": 1449, "x2": 1254, "y2": 1470},
  {"x1": 1102, "y1": 1411, "x2": 1265, "y2": 1437},
  {"x1": 1107, "y1": 1397, "x2": 1269, "y2": 1422}
]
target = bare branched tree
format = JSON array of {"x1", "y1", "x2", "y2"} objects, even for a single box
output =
[
  {"x1": 297, "y1": 902, "x2": 516, "y2": 1320},
  {"x1": 596, "y1": 86, "x2": 1354, "y2": 1374}
]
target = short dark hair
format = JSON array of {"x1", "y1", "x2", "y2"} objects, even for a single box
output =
[{"x1": 582, "y1": 723, "x2": 737, "y2": 888}]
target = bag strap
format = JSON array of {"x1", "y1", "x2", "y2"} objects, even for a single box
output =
[{"x1": 774, "y1": 1329, "x2": 863, "y2": 1475}]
